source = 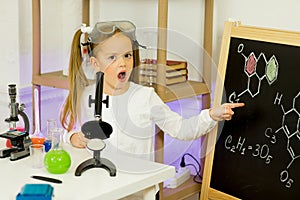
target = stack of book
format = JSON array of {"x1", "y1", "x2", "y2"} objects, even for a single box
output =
[{"x1": 139, "y1": 59, "x2": 188, "y2": 86}]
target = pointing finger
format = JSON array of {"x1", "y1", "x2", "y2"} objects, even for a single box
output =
[{"x1": 228, "y1": 102, "x2": 245, "y2": 109}]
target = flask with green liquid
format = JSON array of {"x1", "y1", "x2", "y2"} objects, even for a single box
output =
[{"x1": 44, "y1": 128, "x2": 71, "y2": 174}]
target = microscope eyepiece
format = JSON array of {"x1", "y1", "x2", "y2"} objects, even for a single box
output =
[
  {"x1": 6, "y1": 84, "x2": 19, "y2": 126},
  {"x1": 8, "y1": 84, "x2": 17, "y2": 96}
]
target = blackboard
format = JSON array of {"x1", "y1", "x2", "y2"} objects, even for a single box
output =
[{"x1": 201, "y1": 22, "x2": 300, "y2": 200}]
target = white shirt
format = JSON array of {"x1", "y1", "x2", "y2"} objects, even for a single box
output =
[{"x1": 65, "y1": 82, "x2": 217, "y2": 162}]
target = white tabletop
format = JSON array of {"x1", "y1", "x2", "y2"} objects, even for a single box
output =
[{"x1": 0, "y1": 138, "x2": 175, "y2": 200}]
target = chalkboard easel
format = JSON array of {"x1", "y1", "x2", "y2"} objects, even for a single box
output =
[{"x1": 200, "y1": 21, "x2": 300, "y2": 200}]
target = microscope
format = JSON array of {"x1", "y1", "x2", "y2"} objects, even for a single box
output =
[
  {"x1": 75, "y1": 72, "x2": 116, "y2": 177},
  {"x1": 0, "y1": 84, "x2": 32, "y2": 161}
]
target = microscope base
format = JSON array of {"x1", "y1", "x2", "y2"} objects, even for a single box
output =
[
  {"x1": 10, "y1": 149, "x2": 30, "y2": 161},
  {"x1": 0, "y1": 147, "x2": 18, "y2": 158},
  {"x1": 0, "y1": 147, "x2": 30, "y2": 161},
  {"x1": 75, "y1": 158, "x2": 116, "y2": 177}
]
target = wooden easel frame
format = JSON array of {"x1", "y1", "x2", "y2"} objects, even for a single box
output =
[{"x1": 200, "y1": 21, "x2": 300, "y2": 200}]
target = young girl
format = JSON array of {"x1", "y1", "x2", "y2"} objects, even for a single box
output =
[{"x1": 60, "y1": 20, "x2": 244, "y2": 199}]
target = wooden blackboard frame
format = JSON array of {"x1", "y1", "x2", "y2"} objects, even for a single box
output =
[{"x1": 200, "y1": 21, "x2": 300, "y2": 200}]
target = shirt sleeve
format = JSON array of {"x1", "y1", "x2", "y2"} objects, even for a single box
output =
[
  {"x1": 148, "y1": 89, "x2": 217, "y2": 140},
  {"x1": 63, "y1": 129, "x2": 80, "y2": 144}
]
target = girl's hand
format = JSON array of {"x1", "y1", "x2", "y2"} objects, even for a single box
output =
[
  {"x1": 209, "y1": 103, "x2": 245, "y2": 121},
  {"x1": 70, "y1": 132, "x2": 89, "y2": 148}
]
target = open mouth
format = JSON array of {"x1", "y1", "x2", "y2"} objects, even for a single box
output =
[{"x1": 117, "y1": 71, "x2": 126, "y2": 82}]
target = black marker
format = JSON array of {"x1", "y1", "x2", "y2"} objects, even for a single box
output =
[{"x1": 31, "y1": 175, "x2": 63, "y2": 184}]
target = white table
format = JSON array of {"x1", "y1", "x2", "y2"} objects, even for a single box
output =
[{"x1": 0, "y1": 139, "x2": 175, "y2": 200}]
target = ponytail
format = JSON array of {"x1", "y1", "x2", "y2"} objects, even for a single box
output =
[{"x1": 60, "y1": 29, "x2": 89, "y2": 132}]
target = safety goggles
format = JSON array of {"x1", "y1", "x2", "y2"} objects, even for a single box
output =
[{"x1": 88, "y1": 20, "x2": 137, "y2": 44}]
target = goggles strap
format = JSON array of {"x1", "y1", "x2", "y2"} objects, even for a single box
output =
[
  {"x1": 80, "y1": 24, "x2": 93, "y2": 56},
  {"x1": 81, "y1": 41, "x2": 91, "y2": 47},
  {"x1": 134, "y1": 40, "x2": 147, "y2": 49},
  {"x1": 80, "y1": 41, "x2": 92, "y2": 56}
]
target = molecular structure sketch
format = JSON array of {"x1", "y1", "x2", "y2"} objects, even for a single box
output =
[
  {"x1": 267, "y1": 91, "x2": 300, "y2": 188},
  {"x1": 274, "y1": 92, "x2": 300, "y2": 169},
  {"x1": 229, "y1": 43, "x2": 279, "y2": 103}
]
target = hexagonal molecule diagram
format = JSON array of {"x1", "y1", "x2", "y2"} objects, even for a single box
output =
[
  {"x1": 273, "y1": 92, "x2": 300, "y2": 188},
  {"x1": 274, "y1": 92, "x2": 300, "y2": 169},
  {"x1": 229, "y1": 44, "x2": 279, "y2": 103}
]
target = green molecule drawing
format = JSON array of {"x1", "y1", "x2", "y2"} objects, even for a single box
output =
[{"x1": 229, "y1": 43, "x2": 279, "y2": 103}]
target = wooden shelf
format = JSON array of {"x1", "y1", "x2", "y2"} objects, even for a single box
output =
[
  {"x1": 155, "y1": 81, "x2": 209, "y2": 103},
  {"x1": 163, "y1": 176, "x2": 202, "y2": 200},
  {"x1": 32, "y1": 70, "x2": 208, "y2": 102},
  {"x1": 32, "y1": 70, "x2": 69, "y2": 89}
]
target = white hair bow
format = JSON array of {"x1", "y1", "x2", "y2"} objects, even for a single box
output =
[{"x1": 81, "y1": 23, "x2": 92, "y2": 34}]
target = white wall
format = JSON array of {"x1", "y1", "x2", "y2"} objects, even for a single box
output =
[{"x1": 0, "y1": 0, "x2": 20, "y2": 86}]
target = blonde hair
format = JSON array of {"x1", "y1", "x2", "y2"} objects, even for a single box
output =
[{"x1": 60, "y1": 28, "x2": 140, "y2": 132}]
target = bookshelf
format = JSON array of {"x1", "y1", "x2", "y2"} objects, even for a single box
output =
[{"x1": 32, "y1": 0, "x2": 214, "y2": 199}]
